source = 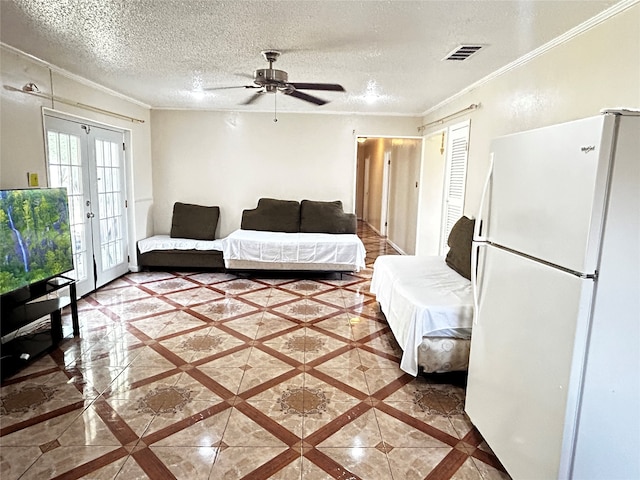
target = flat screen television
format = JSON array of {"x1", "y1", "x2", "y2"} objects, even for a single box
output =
[{"x1": 0, "y1": 188, "x2": 74, "y2": 298}]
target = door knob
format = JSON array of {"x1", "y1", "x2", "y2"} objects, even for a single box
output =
[{"x1": 86, "y1": 212, "x2": 95, "y2": 218}]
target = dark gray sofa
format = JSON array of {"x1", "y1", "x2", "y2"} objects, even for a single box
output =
[
  {"x1": 241, "y1": 198, "x2": 357, "y2": 234},
  {"x1": 137, "y1": 202, "x2": 224, "y2": 270}
]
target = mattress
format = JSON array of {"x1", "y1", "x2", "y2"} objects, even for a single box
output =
[
  {"x1": 370, "y1": 255, "x2": 473, "y2": 376},
  {"x1": 417, "y1": 337, "x2": 471, "y2": 374},
  {"x1": 137, "y1": 235, "x2": 224, "y2": 253},
  {"x1": 221, "y1": 229, "x2": 367, "y2": 271}
]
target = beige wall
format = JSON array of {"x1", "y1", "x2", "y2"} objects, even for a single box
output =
[
  {"x1": 150, "y1": 110, "x2": 420, "y2": 237},
  {"x1": 416, "y1": 129, "x2": 447, "y2": 255},
  {"x1": 0, "y1": 46, "x2": 153, "y2": 269},
  {"x1": 387, "y1": 138, "x2": 422, "y2": 254},
  {"x1": 421, "y1": 3, "x2": 640, "y2": 219}
]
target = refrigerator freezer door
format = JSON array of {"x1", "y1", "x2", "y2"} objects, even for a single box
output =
[
  {"x1": 466, "y1": 246, "x2": 594, "y2": 479},
  {"x1": 487, "y1": 115, "x2": 615, "y2": 274}
]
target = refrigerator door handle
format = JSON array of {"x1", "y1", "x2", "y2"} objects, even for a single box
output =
[
  {"x1": 472, "y1": 155, "x2": 493, "y2": 325},
  {"x1": 471, "y1": 241, "x2": 484, "y2": 325},
  {"x1": 471, "y1": 242, "x2": 480, "y2": 324},
  {"x1": 474, "y1": 154, "x2": 493, "y2": 242}
]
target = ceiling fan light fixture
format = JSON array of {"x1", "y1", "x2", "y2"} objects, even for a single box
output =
[
  {"x1": 203, "y1": 50, "x2": 344, "y2": 108},
  {"x1": 254, "y1": 68, "x2": 288, "y2": 86}
]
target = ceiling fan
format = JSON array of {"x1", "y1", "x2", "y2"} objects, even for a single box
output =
[{"x1": 205, "y1": 50, "x2": 345, "y2": 106}]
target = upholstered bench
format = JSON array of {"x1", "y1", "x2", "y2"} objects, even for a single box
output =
[{"x1": 137, "y1": 202, "x2": 224, "y2": 270}]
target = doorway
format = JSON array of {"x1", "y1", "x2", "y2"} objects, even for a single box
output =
[
  {"x1": 44, "y1": 114, "x2": 129, "y2": 297},
  {"x1": 355, "y1": 136, "x2": 422, "y2": 254}
]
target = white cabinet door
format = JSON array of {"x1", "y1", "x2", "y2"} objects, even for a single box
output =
[{"x1": 466, "y1": 245, "x2": 594, "y2": 479}]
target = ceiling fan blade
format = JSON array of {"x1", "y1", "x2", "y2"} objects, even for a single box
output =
[
  {"x1": 203, "y1": 85, "x2": 260, "y2": 91},
  {"x1": 289, "y1": 83, "x2": 345, "y2": 92},
  {"x1": 241, "y1": 91, "x2": 265, "y2": 105},
  {"x1": 286, "y1": 90, "x2": 327, "y2": 106}
]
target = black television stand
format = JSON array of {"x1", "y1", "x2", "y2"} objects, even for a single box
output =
[{"x1": 1, "y1": 276, "x2": 79, "y2": 380}]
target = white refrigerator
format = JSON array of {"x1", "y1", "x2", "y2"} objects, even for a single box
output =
[{"x1": 465, "y1": 110, "x2": 639, "y2": 479}]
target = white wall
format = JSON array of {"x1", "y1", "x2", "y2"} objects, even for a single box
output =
[
  {"x1": 150, "y1": 110, "x2": 420, "y2": 237},
  {"x1": 421, "y1": 3, "x2": 640, "y2": 219},
  {"x1": 0, "y1": 46, "x2": 153, "y2": 270},
  {"x1": 416, "y1": 129, "x2": 447, "y2": 255}
]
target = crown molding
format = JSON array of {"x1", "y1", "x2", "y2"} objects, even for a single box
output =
[
  {"x1": 1, "y1": 42, "x2": 151, "y2": 109},
  {"x1": 421, "y1": 0, "x2": 639, "y2": 117}
]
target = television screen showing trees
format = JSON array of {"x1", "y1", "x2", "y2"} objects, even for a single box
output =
[{"x1": 0, "y1": 188, "x2": 74, "y2": 295}]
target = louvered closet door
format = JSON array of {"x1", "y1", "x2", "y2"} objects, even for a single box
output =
[
  {"x1": 45, "y1": 115, "x2": 128, "y2": 297},
  {"x1": 440, "y1": 120, "x2": 470, "y2": 254}
]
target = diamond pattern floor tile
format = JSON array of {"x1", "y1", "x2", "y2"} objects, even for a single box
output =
[{"x1": 0, "y1": 222, "x2": 510, "y2": 480}]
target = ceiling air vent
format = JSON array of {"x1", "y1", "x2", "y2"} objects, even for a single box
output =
[{"x1": 443, "y1": 45, "x2": 483, "y2": 61}]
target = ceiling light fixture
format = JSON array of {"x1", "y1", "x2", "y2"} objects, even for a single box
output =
[{"x1": 364, "y1": 80, "x2": 380, "y2": 104}]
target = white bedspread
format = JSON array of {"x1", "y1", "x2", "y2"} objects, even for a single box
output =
[
  {"x1": 138, "y1": 235, "x2": 224, "y2": 253},
  {"x1": 370, "y1": 255, "x2": 473, "y2": 375},
  {"x1": 221, "y1": 229, "x2": 366, "y2": 271}
]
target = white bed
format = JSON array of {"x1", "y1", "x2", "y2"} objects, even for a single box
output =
[
  {"x1": 370, "y1": 255, "x2": 473, "y2": 376},
  {"x1": 221, "y1": 229, "x2": 367, "y2": 272}
]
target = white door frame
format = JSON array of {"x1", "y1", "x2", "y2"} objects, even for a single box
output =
[
  {"x1": 43, "y1": 110, "x2": 129, "y2": 296},
  {"x1": 380, "y1": 150, "x2": 391, "y2": 236},
  {"x1": 363, "y1": 155, "x2": 371, "y2": 223}
]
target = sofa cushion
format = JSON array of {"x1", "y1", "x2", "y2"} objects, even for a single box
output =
[
  {"x1": 300, "y1": 200, "x2": 357, "y2": 234},
  {"x1": 170, "y1": 202, "x2": 220, "y2": 240},
  {"x1": 241, "y1": 198, "x2": 300, "y2": 233},
  {"x1": 445, "y1": 216, "x2": 475, "y2": 280}
]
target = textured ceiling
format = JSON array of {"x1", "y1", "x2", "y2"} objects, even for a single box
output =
[{"x1": 0, "y1": 0, "x2": 623, "y2": 115}]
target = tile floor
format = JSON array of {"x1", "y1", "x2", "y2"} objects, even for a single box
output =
[{"x1": 1, "y1": 223, "x2": 510, "y2": 479}]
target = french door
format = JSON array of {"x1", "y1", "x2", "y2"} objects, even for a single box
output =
[{"x1": 44, "y1": 115, "x2": 128, "y2": 297}]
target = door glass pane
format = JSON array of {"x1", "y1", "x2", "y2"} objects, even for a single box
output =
[
  {"x1": 47, "y1": 130, "x2": 88, "y2": 283},
  {"x1": 103, "y1": 141, "x2": 112, "y2": 167},
  {"x1": 71, "y1": 166, "x2": 83, "y2": 194},
  {"x1": 95, "y1": 137, "x2": 125, "y2": 270},
  {"x1": 111, "y1": 143, "x2": 119, "y2": 168},
  {"x1": 48, "y1": 134, "x2": 59, "y2": 163},
  {"x1": 59, "y1": 134, "x2": 70, "y2": 164},
  {"x1": 105, "y1": 167, "x2": 113, "y2": 192},
  {"x1": 97, "y1": 166, "x2": 105, "y2": 193}
]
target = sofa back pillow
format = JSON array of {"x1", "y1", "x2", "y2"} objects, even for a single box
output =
[
  {"x1": 300, "y1": 200, "x2": 357, "y2": 234},
  {"x1": 445, "y1": 215, "x2": 475, "y2": 280},
  {"x1": 170, "y1": 202, "x2": 220, "y2": 240},
  {"x1": 241, "y1": 198, "x2": 300, "y2": 233}
]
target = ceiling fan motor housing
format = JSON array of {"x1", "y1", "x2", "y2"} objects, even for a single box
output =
[{"x1": 254, "y1": 68, "x2": 288, "y2": 87}]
